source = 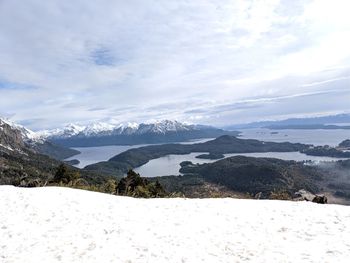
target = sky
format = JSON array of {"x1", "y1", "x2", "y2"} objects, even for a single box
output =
[{"x1": 0, "y1": 0, "x2": 350, "y2": 130}]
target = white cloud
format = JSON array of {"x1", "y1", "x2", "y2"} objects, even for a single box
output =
[{"x1": 0, "y1": 0, "x2": 349, "y2": 129}]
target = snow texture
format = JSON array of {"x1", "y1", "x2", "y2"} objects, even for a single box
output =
[
  {"x1": 0, "y1": 143, "x2": 14, "y2": 151},
  {"x1": 1, "y1": 186, "x2": 350, "y2": 263}
]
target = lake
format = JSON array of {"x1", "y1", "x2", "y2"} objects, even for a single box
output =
[
  {"x1": 237, "y1": 128, "x2": 350, "y2": 146},
  {"x1": 65, "y1": 138, "x2": 215, "y2": 168},
  {"x1": 134, "y1": 151, "x2": 347, "y2": 177},
  {"x1": 65, "y1": 129, "x2": 350, "y2": 171}
]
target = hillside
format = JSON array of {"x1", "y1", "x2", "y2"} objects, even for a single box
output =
[
  {"x1": 0, "y1": 118, "x2": 79, "y2": 160},
  {"x1": 0, "y1": 119, "x2": 106, "y2": 186},
  {"x1": 339, "y1": 139, "x2": 350, "y2": 148},
  {"x1": 179, "y1": 156, "x2": 321, "y2": 197},
  {"x1": 1, "y1": 186, "x2": 349, "y2": 263}
]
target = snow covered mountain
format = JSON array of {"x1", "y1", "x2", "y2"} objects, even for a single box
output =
[
  {"x1": 40, "y1": 120, "x2": 239, "y2": 147},
  {"x1": 0, "y1": 118, "x2": 26, "y2": 152},
  {"x1": 1, "y1": 185, "x2": 350, "y2": 263},
  {"x1": 0, "y1": 118, "x2": 79, "y2": 160},
  {"x1": 38, "y1": 123, "x2": 85, "y2": 139},
  {"x1": 0, "y1": 117, "x2": 44, "y2": 154},
  {"x1": 40, "y1": 120, "x2": 206, "y2": 138},
  {"x1": 0, "y1": 118, "x2": 41, "y2": 144},
  {"x1": 1, "y1": 117, "x2": 237, "y2": 154}
]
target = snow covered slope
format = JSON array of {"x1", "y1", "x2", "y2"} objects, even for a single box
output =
[
  {"x1": 0, "y1": 118, "x2": 40, "y2": 143},
  {"x1": 0, "y1": 118, "x2": 79, "y2": 160},
  {"x1": 1, "y1": 186, "x2": 349, "y2": 263}
]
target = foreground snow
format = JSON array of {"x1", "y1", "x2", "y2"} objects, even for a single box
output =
[{"x1": 1, "y1": 186, "x2": 350, "y2": 263}]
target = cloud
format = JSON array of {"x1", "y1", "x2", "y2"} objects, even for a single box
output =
[
  {"x1": 0, "y1": 0, "x2": 349, "y2": 129},
  {"x1": 88, "y1": 107, "x2": 108, "y2": 112},
  {"x1": 301, "y1": 76, "x2": 350, "y2": 87}
]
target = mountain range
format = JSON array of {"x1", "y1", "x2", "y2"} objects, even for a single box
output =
[
  {"x1": 1, "y1": 117, "x2": 240, "y2": 156},
  {"x1": 0, "y1": 118, "x2": 79, "y2": 160},
  {"x1": 39, "y1": 120, "x2": 239, "y2": 147},
  {"x1": 226, "y1": 113, "x2": 350, "y2": 130}
]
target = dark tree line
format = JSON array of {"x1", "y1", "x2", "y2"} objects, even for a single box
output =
[{"x1": 53, "y1": 164, "x2": 167, "y2": 198}]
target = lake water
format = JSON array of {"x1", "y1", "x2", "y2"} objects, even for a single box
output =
[
  {"x1": 65, "y1": 129, "x2": 350, "y2": 172},
  {"x1": 237, "y1": 128, "x2": 350, "y2": 147},
  {"x1": 65, "y1": 138, "x2": 214, "y2": 168},
  {"x1": 65, "y1": 144, "x2": 150, "y2": 168},
  {"x1": 134, "y1": 151, "x2": 347, "y2": 177}
]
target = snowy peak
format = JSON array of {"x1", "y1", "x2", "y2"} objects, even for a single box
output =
[
  {"x1": 37, "y1": 123, "x2": 85, "y2": 139},
  {"x1": 81, "y1": 122, "x2": 114, "y2": 136},
  {"x1": 35, "y1": 119, "x2": 237, "y2": 147},
  {"x1": 141, "y1": 120, "x2": 191, "y2": 134},
  {"x1": 64, "y1": 123, "x2": 85, "y2": 135},
  {"x1": 0, "y1": 118, "x2": 83, "y2": 160},
  {"x1": 40, "y1": 120, "x2": 206, "y2": 139},
  {"x1": 1, "y1": 118, "x2": 233, "y2": 148},
  {"x1": 114, "y1": 122, "x2": 140, "y2": 135},
  {"x1": 0, "y1": 118, "x2": 26, "y2": 151},
  {"x1": 0, "y1": 118, "x2": 41, "y2": 144}
]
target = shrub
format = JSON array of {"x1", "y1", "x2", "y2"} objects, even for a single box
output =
[
  {"x1": 269, "y1": 190, "x2": 292, "y2": 200},
  {"x1": 116, "y1": 170, "x2": 168, "y2": 197},
  {"x1": 53, "y1": 164, "x2": 81, "y2": 185},
  {"x1": 102, "y1": 179, "x2": 117, "y2": 194}
]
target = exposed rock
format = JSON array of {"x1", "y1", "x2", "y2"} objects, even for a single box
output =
[
  {"x1": 0, "y1": 119, "x2": 25, "y2": 150},
  {"x1": 294, "y1": 189, "x2": 328, "y2": 204},
  {"x1": 294, "y1": 189, "x2": 315, "y2": 201},
  {"x1": 255, "y1": 192, "x2": 262, "y2": 199},
  {"x1": 312, "y1": 195, "x2": 328, "y2": 204}
]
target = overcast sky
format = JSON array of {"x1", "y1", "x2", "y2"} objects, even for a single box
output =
[{"x1": 0, "y1": 0, "x2": 350, "y2": 130}]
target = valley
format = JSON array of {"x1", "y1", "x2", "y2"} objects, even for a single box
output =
[{"x1": 1, "y1": 117, "x2": 350, "y2": 204}]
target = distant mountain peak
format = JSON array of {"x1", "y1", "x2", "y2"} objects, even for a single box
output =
[
  {"x1": 226, "y1": 113, "x2": 350, "y2": 130},
  {"x1": 0, "y1": 118, "x2": 80, "y2": 160},
  {"x1": 83, "y1": 122, "x2": 115, "y2": 136},
  {"x1": 37, "y1": 119, "x2": 238, "y2": 147},
  {"x1": 37, "y1": 123, "x2": 85, "y2": 139},
  {"x1": 39, "y1": 119, "x2": 203, "y2": 139},
  {"x1": 0, "y1": 117, "x2": 41, "y2": 143}
]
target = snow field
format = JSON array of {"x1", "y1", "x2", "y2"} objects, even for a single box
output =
[{"x1": 1, "y1": 186, "x2": 350, "y2": 263}]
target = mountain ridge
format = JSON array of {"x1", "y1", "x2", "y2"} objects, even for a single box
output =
[
  {"x1": 0, "y1": 118, "x2": 79, "y2": 160},
  {"x1": 39, "y1": 120, "x2": 222, "y2": 139},
  {"x1": 225, "y1": 113, "x2": 350, "y2": 130},
  {"x1": 39, "y1": 120, "x2": 239, "y2": 147}
]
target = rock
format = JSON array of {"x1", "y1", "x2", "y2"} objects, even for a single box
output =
[
  {"x1": 294, "y1": 189, "x2": 315, "y2": 201},
  {"x1": 312, "y1": 195, "x2": 328, "y2": 204},
  {"x1": 254, "y1": 192, "x2": 262, "y2": 199},
  {"x1": 294, "y1": 190, "x2": 328, "y2": 204}
]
